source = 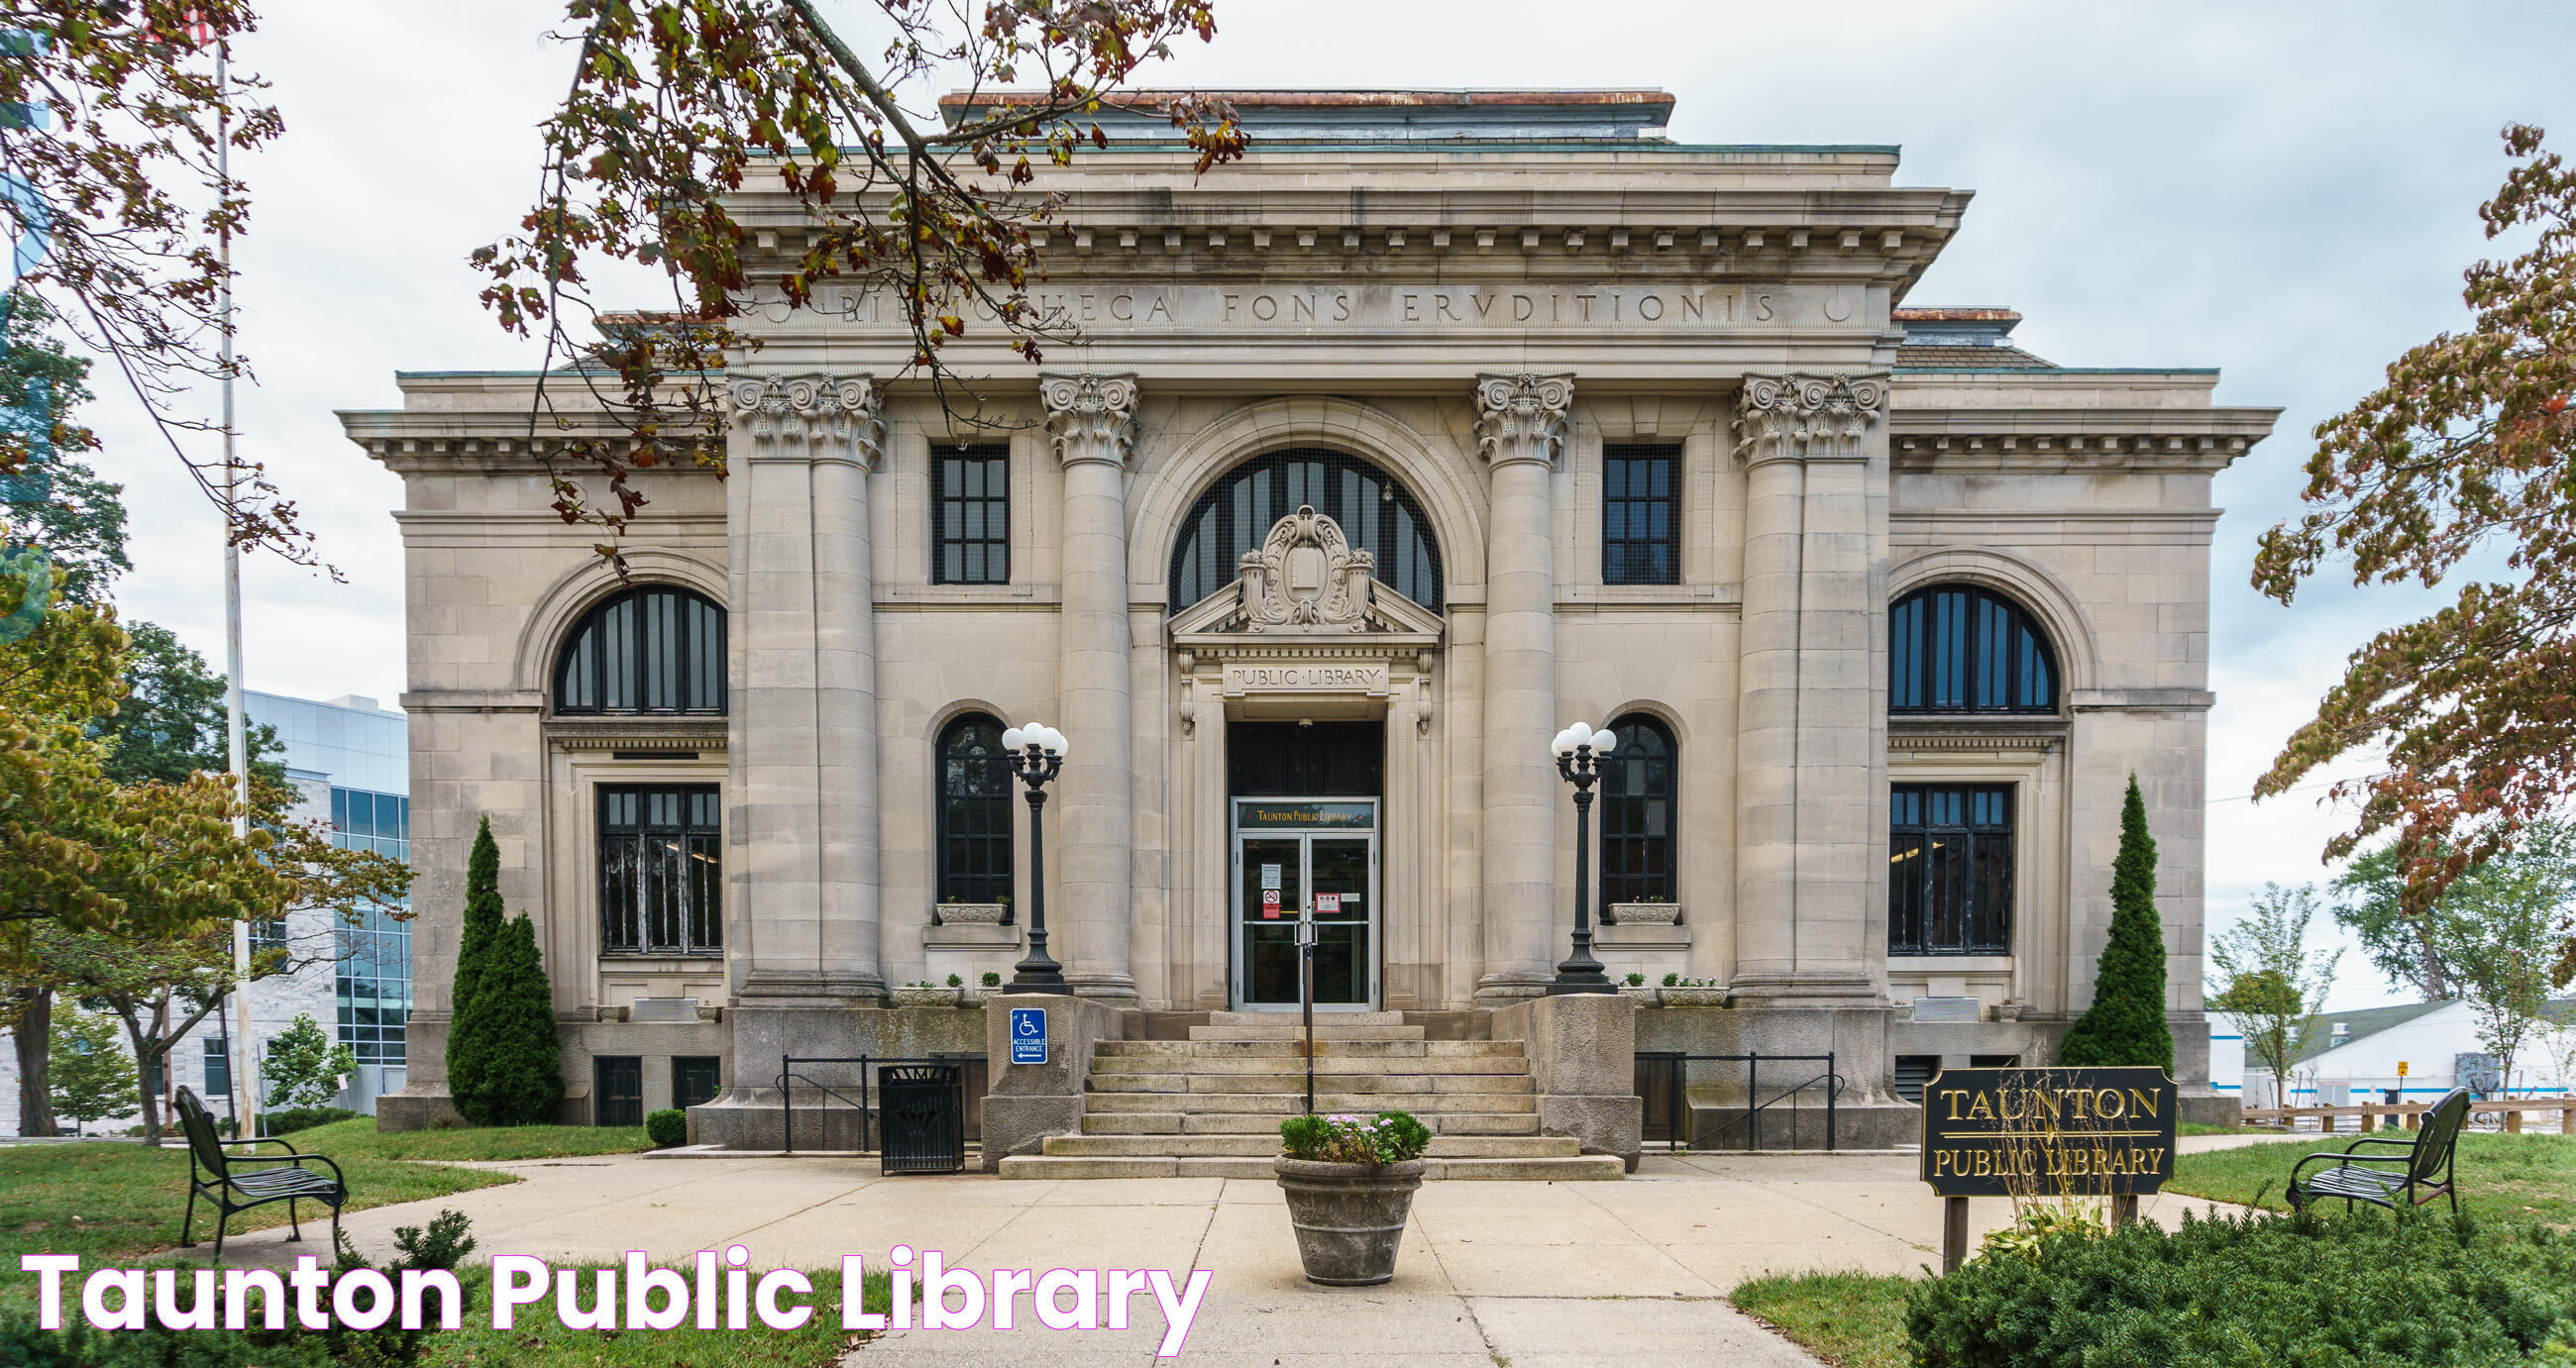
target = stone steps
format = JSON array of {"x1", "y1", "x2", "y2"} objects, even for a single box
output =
[
  {"x1": 1081, "y1": 1109, "x2": 1542, "y2": 1135},
  {"x1": 998, "y1": 1154, "x2": 1627, "y2": 1181},
  {"x1": 1041, "y1": 1132, "x2": 1580, "y2": 1159},
  {"x1": 1087, "y1": 1053, "x2": 1529, "y2": 1076},
  {"x1": 1189, "y1": 1021, "x2": 1428, "y2": 1042},
  {"x1": 1206, "y1": 1009, "x2": 1407, "y2": 1026},
  {"x1": 1089, "y1": 1071, "x2": 1534, "y2": 1095},
  {"x1": 1095, "y1": 1039, "x2": 1517, "y2": 1058},
  {"x1": 1083, "y1": 1090, "x2": 1537, "y2": 1115}
]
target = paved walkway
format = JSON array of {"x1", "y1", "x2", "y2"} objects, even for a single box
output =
[{"x1": 192, "y1": 1145, "x2": 2257, "y2": 1366}]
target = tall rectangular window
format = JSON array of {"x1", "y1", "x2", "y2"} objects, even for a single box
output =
[
  {"x1": 1601, "y1": 444, "x2": 1680, "y2": 585},
  {"x1": 932, "y1": 444, "x2": 1011, "y2": 584},
  {"x1": 330, "y1": 786, "x2": 411, "y2": 1070},
  {"x1": 599, "y1": 785, "x2": 723, "y2": 954},
  {"x1": 202, "y1": 1037, "x2": 231, "y2": 1098},
  {"x1": 1888, "y1": 784, "x2": 2014, "y2": 956}
]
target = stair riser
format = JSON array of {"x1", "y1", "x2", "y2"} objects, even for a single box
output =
[
  {"x1": 1091, "y1": 1073, "x2": 1533, "y2": 1095},
  {"x1": 1090, "y1": 1055, "x2": 1528, "y2": 1076},
  {"x1": 1189, "y1": 1024, "x2": 1429, "y2": 1042},
  {"x1": 1096, "y1": 1040, "x2": 1522, "y2": 1059},
  {"x1": 998, "y1": 1155, "x2": 1625, "y2": 1181},
  {"x1": 1041, "y1": 1134, "x2": 1580, "y2": 1159},
  {"x1": 1083, "y1": 1092, "x2": 1536, "y2": 1115},
  {"x1": 1082, "y1": 1112, "x2": 1541, "y2": 1136}
]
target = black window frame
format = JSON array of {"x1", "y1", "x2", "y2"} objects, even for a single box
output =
[
  {"x1": 597, "y1": 784, "x2": 724, "y2": 955},
  {"x1": 1601, "y1": 443, "x2": 1681, "y2": 586},
  {"x1": 1887, "y1": 783, "x2": 2014, "y2": 957},
  {"x1": 553, "y1": 585, "x2": 727, "y2": 717},
  {"x1": 672, "y1": 1056, "x2": 722, "y2": 1110},
  {"x1": 1888, "y1": 583, "x2": 2058, "y2": 715},
  {"x1": 930, "y1": 443, "x2": 1012, "y2": 585},
  {"x1": 1599, "y1": 713, "x2": 1678, "y2": 906},
  {"x1": 1168, "y1": 448, "x2": 1445, "y2": 613},
  {"x1": 202, "y1": 1037, "x2": 231, "y2": 1098},
  {"x1": 935, "y1": 715, "x2": 1015, "y2": 909}
]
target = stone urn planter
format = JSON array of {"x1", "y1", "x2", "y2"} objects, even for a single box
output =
[
  {"x1": 889, "y1": 985, "x2": 957, "y2": 1008},
  {"x1": 1618, "y1": 984, "x2": 1662, "y2": 1006},
  {"x1": 935, "y1": 901, "x2": 1009, "y2": 925},
  {"x1": 1662, "y1": 986, "x2": 1729, "y2": 1007},
  {"x1": 1606, "y1": 901, "x2": 1680, "y2": 926},
  {"x1": 1275, "y1": 1158, "x2": 1426, "y2": 1286}
]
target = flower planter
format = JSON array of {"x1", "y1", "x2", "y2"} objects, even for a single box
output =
[
  {"x1": 1275, "y1": 1157, "x2": 1426, "y2": 1286},
  {"x1": 889, "y1": 986, "x2": 957, "y2": 1008},
  {"x1": 1661, "y1": 987, "x2": 1729, "y2": 1007},
  {"x1": 935, "y1": 901, "x2": 1009, "y2": 925},
  {"x1": 1618, "y1": 985, "x2": 1661, "y2": 1006},
  {"x1": 1606, "y1": 901, "x2": 1680, "y2": 926}
]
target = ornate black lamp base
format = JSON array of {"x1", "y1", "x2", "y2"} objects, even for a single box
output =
[
  {"x1": 1008, "y1": 948, "x2": 1075, "y2": 996},
  {"x1": 1549, "y1": 935, "x2": 1619, "y2": 995}
]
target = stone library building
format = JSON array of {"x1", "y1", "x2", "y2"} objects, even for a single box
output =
[{"x1": 346, "y1": 90, "x2": 2273, "y2": 1172}]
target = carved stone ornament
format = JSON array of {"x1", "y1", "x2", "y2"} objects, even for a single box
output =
[
  {"x1": 1040, "y1": 372, "x2": 1139, "y2": 468},
  {"x1": 1731, "y1": 372, "x2": 1887, "y2": 465},
  {"x1": 1235, "y1": 505, "x2": 1377, "y2": 633},
  {"x1": 1473, "y1": 372, "x2": 1575, "y2": 469},
  {"x1": 727, "y1": 372, "x2": 885, "y2": 468}
]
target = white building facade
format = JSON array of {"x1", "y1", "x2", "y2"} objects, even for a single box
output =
[{"x1": 347, "y1": 91, "x2": 2273, "y2": 1142}]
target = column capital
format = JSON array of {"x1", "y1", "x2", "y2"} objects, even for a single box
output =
[
  {"x1": 1041, "y1": 372, "x2": 1139, "y2": 469},
  {"x1": 728, "y1": 372, "x2": 886, "y2": 470},
  {"x1": 1473, "y1": 372, "x2": 1574, "y2": 470},
  {"x1": 1731, "y1": 372, "x2": 1886, "y2": 467}
]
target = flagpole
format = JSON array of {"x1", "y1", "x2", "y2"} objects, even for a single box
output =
[{"x1": 213, "y1": 33, "x2": 259, "y2": 1142}]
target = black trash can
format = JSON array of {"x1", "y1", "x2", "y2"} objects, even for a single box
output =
[
  {"x1": 2382, "y1": 1088, "x2": 2403, "y2": 1131},
  {"x1": 878, "y1": 1064, "x2": 967, "y2": 1175}
]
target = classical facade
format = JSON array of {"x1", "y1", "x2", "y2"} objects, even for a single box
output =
[{"x1": 348, "y1": 91, "x2": 2275, "y2": 1147}]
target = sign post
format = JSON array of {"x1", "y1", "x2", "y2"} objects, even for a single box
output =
[{"x1": 1919, "y1": 1066, "x2": 2179, "y2": 1274}]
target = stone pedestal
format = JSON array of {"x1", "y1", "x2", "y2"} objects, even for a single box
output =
[
  {"x1": 978, "y1": 992, "x2": 1133, "y2": 1170},
  {"x1": 1489, "y1": 991, "x2": 1643, "y2": 1170}
]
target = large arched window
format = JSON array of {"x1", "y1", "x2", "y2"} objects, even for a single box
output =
[
  {"x1": 1888, "y1": 583, "x2": 2057, "y2": 715},
  {"x1": 936, "y1": 714, "x2": 1014, "y2": 908},
  {"x1": 1599, "y1": 713, "x2": 1677, "y2": 907},
  {"x1": 554, "y1": 585, "x2": 726, "y2": 715},
  {"x1": 1168, "y1": 448, "x2": 1444, "y2": 612}
]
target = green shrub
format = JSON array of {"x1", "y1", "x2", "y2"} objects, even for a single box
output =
[
  {"x1": 1907, "y1": 1208, "x2": 2576, "y2": 1367},
  {"x1": 2058, "y1": 776, "x2": 2174, "y2": 1071},
  {"x1": 450, "y1": 909, "x2": 564, "y2": 1126},
  {"x1": 646, "y1": 1107, "x2": 690, "y2": 1147},
  {"x1": 1279, "y1": 1109, "x2": 1434, "y2": 1165},
  {"x1": 263, "y1": 1104, "x2": 361, "y2": 1134}
]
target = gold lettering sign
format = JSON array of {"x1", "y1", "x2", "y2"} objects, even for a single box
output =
[{"x1": 1919, "y1": 1067, "x2": 2178, "y2": 1199}]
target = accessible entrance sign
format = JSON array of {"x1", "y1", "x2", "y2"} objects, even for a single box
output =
[{"x1": 1008, "y1": 1006, "x2": 1046, "y2": 1065}]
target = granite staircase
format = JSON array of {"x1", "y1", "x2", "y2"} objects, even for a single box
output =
[{"x1": 996, "y1": 1011, "x2": 1624, "y2": 1180}]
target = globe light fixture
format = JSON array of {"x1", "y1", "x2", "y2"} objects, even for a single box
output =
[
  {"x1": 1003, "y1": 722, "x2": 1072, "y2": 994},
  {"x1": 1550, "y1": 720, "x2": 1618, "y2": 995}
]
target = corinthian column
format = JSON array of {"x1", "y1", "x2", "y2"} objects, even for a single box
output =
[
  {"x1": 726, "y1": 373, "x2": 888, "y2": 1005},
  {"x1": 1730, "y1": 372, "x2": 1886, "y2": 1005},
  {"x1": 1473, "y1": 373, "x2": 1572, "y2": 1002},
  {"x1": 1043, "y1": 373, "x2": 1140, "y2": 1000}
]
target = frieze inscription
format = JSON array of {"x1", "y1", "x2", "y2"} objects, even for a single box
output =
[{"x1": 755, "y1": 282, "x2": 1864, "y2": 335}]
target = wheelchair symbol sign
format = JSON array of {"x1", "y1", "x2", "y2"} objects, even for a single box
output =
[{"x1": 1009, "y1": 1006, "x2": 1047, "y2": 1065}]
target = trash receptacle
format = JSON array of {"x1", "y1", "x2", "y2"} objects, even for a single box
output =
[
  {"x1": 879, "y1": 1064, "x2": 966, "y2": 1175},
  {"x1": 2382, "y1": 1088, "x2": 2403, "y2": 1131}
]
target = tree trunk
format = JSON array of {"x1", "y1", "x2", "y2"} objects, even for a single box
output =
[{"x1": 11, "y1": 988, "x2": 57, "y2": 1137}]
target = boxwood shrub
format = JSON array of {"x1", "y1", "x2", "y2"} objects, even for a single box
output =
[
  {"x1": 1907, "y1": 1209, "x2": 2576, "y2": 1367},
  {"x1": 646, "y1": 1106, "x2": 690, "y2": 1147}
]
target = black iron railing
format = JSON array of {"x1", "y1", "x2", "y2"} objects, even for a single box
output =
[
  {"x1": 776, "y1": 1055, "x2": 986, "y2": 1158},
  {"x1": 1635, "y1": 1051, "x2": 1841, "y2": 1153}
]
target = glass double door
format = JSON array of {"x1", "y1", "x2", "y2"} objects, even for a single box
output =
[{"x1": 1233, "y1": 799, "x2": 1377, "y2": 1009}]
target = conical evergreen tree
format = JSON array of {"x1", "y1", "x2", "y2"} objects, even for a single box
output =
[
  {"x1": 461, "y1": 914, "x2": 564, "y2": 1126},
  {"x1": 445, "y1": 817, "x2": 508, "y2": 1123},
  {"x1": 2058, "y1": 775, "x2": 2175, "y2": 1072}
]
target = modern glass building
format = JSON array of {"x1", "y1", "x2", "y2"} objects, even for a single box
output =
[{"x1": 244, "y1": 691, "x2": 413, "y2": 1111}]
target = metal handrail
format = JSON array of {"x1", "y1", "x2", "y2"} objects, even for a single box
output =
[
  {"x1": 1637, "y1": 1051, "x2": 1839, "y2": 1153},
  {"x1": 778, "y1": 1055, "x2": 967, "y2": 1155}
]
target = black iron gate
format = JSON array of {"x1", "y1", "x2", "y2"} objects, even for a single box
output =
[
  {"x1": 1634, "y1": 1051, "x2": 1841, "y2": 1152},
  {"x1": 777, "y1": 1055, "x2": 986, "y2": 1165}
]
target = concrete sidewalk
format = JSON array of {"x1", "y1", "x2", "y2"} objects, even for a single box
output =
[{"x1": 184, "y1": 1146, "x2": 2255, "y2": 1366}]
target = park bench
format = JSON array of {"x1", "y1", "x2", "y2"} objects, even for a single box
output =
[
  {"x1": 2287, "y1": 1087, "x2": 2469, "y2": 1216},
  {"x1": 174, "y1": 1086, "x2": 349, "y2": 1259}
]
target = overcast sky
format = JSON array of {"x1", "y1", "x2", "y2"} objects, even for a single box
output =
[{"x1": 80, "y1": 2, "x2": 2576, "y2": 1007}]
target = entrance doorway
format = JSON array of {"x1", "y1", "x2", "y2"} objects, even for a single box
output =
[
  {"x1": 1233, "y1": 800, "x2": 1377, "y2": 1009},
  {"x1": 1225, "y1": 719, "x2": 1384, "y2": 1010}
]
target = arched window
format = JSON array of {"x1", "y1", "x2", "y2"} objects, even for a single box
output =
[
  {"x1": 1599, "y1": 713, "x2": 1677, "y2": 907},
  {"x1": 554, "y1": 585, "x2": 726, "y2": 715},
  {"x1": 1169, "y1": 448, "x2": 1444, "y2": 612},
  {"x1": 1888, "y1": 583, "x2": 2057, "y2": 715},
  {"x1": 936, "y1": 714, "x2": 1014, "y2": 908}
]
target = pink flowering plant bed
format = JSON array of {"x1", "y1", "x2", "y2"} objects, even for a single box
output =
[{"x1": 1278, "y1": 1110, "x2": 1434, "y2": 1165}]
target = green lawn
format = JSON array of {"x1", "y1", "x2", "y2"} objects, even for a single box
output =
[
  {"x1": 1732, "y1": 1270, "x2": 1913, "y2": 1368},
  {"x1": 0, "y1": 1121, "x2": 652, "y2": 1286},
  {"x1": 2166, "y1": 1132, "x2": 2576, "y2": 1231},
  {"x1": 420, "y1": 1265, "x2": 892, "y2": 1368}
]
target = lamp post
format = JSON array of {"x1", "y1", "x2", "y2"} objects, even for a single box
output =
[
  {"x1": 1550, "y1": 722, "x2": 1619, "y2": 995},
  {"x1": 1003, "y1": 723, "x2": 1073, "y2": 994}
]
